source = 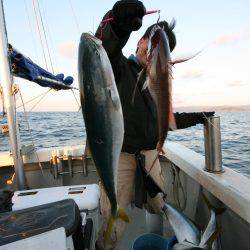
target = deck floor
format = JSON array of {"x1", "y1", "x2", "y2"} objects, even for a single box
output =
[
  {"x1": 119, "y1": 206, "x2": 174, "y2": 249},
  {"x1": 120, "y1": 207, "x2": 146, "y2": 249}
]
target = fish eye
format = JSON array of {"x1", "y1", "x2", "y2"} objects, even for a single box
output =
[{"x1": 95, "y1": 50, "x2": 99, "y2": 56}]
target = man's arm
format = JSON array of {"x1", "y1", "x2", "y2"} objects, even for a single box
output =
[
  {"x1": 95, "y1": 0, "x2": 145, "y2": 60},
  {"x1": 174, "y1": 112, "x2": 215, "y2": 129}
]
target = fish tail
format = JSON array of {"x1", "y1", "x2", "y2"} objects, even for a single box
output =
[
  {"x1": 104, "y1": 208, "x2": 129, "y2": 249},
  {"x1": 117, "y1": 207, "x2": 130, "y2": 222},
  {"x1": 104, "y1": 215, "x2": 115, "y2": 250}
]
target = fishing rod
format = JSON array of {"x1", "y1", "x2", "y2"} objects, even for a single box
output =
[{"x1": 102, "y1": 10, "x2": 160, "y2": 23}]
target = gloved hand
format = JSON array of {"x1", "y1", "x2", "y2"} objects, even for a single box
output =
[
  {"x1": 199, "y1": 111, "x2": 215, "y2": 124},
  {"x1": 112, "y1": 0, "x2": 146, "y2": 32},
  {"x1": 175, "y1": 111, "x2": 215, "y2": 129}
]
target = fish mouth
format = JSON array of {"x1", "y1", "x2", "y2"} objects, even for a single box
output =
[{"x1": 81, "y1": 33, "x2": 102, "y2": 47}]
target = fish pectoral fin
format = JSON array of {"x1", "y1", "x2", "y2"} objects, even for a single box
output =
[
  {"x1": 108, "y1": 87, "x2": 120, "y2": 109},
  {"x1": 199, "y1": 227, "x2": 221, "y2": 248},
  {"x1": 171, "y1": 50, "x2": 202, "y2": 65},
  {"x1": 142, "y1": 78, "x2": 149, "y2": 91}
]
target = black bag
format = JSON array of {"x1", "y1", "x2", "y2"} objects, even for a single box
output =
[{"x1": 134, "y1": 152, "x2": 161, "y2": 209}]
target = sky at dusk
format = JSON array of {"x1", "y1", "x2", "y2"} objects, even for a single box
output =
[{"x1": 1, "y1": 0, "x2": 250, "y2": 111}]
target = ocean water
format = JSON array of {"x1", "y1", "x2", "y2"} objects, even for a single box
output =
[{"x1": 0, "y1": 112, "x2": 249, "y2": 178}]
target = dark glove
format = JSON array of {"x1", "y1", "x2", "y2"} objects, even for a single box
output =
[
  {"x1": 175, "y1": 111, "x2": 215, "y2": 129},
  {"x1": 112, "y1": 0, "x2": 146, "y2": 33}
]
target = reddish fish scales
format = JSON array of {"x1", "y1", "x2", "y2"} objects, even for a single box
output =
[{"x1": 146, "y1": 25, "x2": 176, "y2": 153}]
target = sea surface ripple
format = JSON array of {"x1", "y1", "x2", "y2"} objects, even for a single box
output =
[{"x1": 0, "y1": 112, "x2": 249, "y2": 178}]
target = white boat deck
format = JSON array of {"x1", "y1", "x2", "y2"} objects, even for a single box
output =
[{"x1": 1, "y1": 141, "x2": 250, "y2": 224}]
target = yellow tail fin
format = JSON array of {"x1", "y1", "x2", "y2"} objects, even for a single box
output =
[{"x1": 104, "y1": 208, "x2": 129, "y2": 249}]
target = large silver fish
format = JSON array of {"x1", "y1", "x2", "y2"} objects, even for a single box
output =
[
  {"x1": 162, "y1": 203, "x2": 201, "y2": 245},
  {"x1": 163, "y1": 199, "x2": 222, "y2": 250},
  {"x1": 78, "y1": 33, "x2": 129, "y2": 246}
]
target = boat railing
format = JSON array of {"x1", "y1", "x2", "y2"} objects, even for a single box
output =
[{"x1": 203, "y1": 116, "x2": 224, "y2": 173}]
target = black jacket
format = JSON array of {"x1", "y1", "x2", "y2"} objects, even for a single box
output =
[{"x1": 95, "y1": 12, "x2": 203, "y2": 153}]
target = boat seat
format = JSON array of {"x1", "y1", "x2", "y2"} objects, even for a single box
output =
[{"x1": 0, "y1": 199, "x2": 84, "y2": 248}]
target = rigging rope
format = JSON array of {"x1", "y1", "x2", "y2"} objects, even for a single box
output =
[
  {"x1": 35, "y1": 0, "x2": 54, "y2": 73},
  {"x1": 68, "y1": 0, "x2": 80, "y2": 33},
  {"x1": 16, "y1": 89, "x2": 51, "y2": 109},
  {"x1": 42, "y1": 2, "x2": 58, "y2": 72},
  {"x1": 31, "y1": 0, "x2": 49, "y2": 70},
  {"x1": 28, "y1": 88, "x2": 52, "y2": 112},
  {"x1": 70, "y1": 89, "x2": 81, "y2": 110},
  {"x1": 23, "y1": 0, "x2": 39, "y2": 64},
  {"x1": 0, "y1": 85, "x2": 6, "y2": 117},
  {"x1": 19, "y1": 89, "x2": 49, "y2": 184}
]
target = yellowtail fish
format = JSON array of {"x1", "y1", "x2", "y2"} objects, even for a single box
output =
[{"x1": 78, "y1": 33, "x2": 129, "y2": 249}]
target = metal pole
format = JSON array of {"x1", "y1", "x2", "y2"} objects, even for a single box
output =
[
  {"x1": 203, "y1": 116, "x2": 224, "y2": 173},
  {"x1": 0, "y1": 0, "x2": 27, "y2": 189}
]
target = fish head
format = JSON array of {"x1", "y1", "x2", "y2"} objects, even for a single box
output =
[
  {"x1": 172, "y1": 241, "x2": 206, "y2": 250},
  {"x1": 78, "y1": 33, "x2": 103, "y2": 99},
  {"x1": 146, "y1": 25, "x2": 172, "y2": 84},
  {"x1": 147, "y1": 25, "x2": 171, "y2": 64},
  {"x1": 80, "y1": 33, "x2": 102, "y2": 53}
]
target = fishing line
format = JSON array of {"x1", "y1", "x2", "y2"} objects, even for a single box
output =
[
  {"x1": 146, "y1": 151, "x2": 160, "y2": 176},
  {"x1": 99, "y1": 22, "x2": 108, "y2": 40},
  {"x1": 156, "y1": 10, "x2": 161, "y2": 24},
  {"x1": 202, "y1": 112, "x2": 221, "y2": 132}
]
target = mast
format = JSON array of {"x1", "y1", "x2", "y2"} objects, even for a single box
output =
[{"x1": 0, "y1": 0, "x2": 27, "y2": 190}]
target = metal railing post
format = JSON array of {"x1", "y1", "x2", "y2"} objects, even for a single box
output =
[
  {"x1": 0, "y1": 0, "x2": 27, "y2": 189},
  {"x1": 203, "y1": 116, "x2": 224, "y2": 173}
]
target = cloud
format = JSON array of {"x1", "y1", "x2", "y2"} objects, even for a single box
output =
[
  {"x1": 178, "y1": 70, "x2": 202, "y2": 79},
  {"x1": 173, "y1": 95, "x2": 184, "y2": 106},
  {"x1": 58, "y1": 42, "x2": 77, "y2": 59},
  {"x1": 226, "y1": 81, "x2": 247, "y2": 87},
  {"x1": 215, "y1": 28, "x2": 250, "y2": 45}
]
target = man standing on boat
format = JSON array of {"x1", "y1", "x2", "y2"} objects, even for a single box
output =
[{"x1": 95, "y1": 1, "x2": 214, "y2": 249}]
